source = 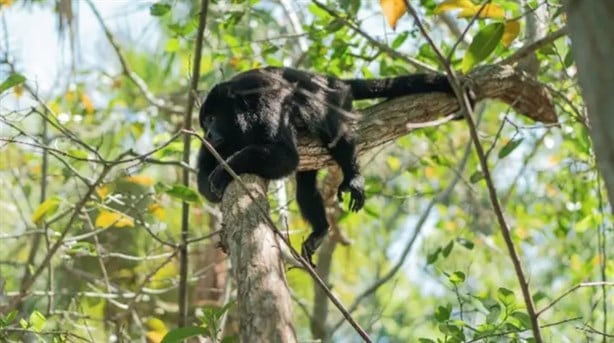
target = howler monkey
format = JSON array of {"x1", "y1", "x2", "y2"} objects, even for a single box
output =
[{"x1": 196, "y1": 67, "x2": 458, "y2": 266}]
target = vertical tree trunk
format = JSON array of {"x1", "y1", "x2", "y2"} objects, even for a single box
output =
[
  {"x1": 566, "y1": 1, "x2": 614, "y2": 209},
  {"x1": 220, "y1": 175, "x2": 297, "y2": 343}
]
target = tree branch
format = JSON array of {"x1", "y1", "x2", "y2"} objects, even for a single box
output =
[{"x1": 296, "y1": 64, "x2": 557, "y2": 170}]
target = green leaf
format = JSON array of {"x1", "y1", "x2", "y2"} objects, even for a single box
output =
[
  {"x1": 510, "y1": 311, "x2": 531, "y2": 329},
  {"x1": 29, "y1": 311, "x2": 46, "y2": 332},
  {"x1": 0, "y1": 310, "x2": 17, "y2": 327},
  {"x1": 486, "y1": 303, "x2": 502, "y2": 323},
  {"x1": 150, "y1": 3, "x2": 171, "y2": 16},
  {"x1": 575, "y1": 214, "x2": 593, "y2": 233},
  {"x1": 392, "y1": 31, "x2": 410, "y2": 49},
  {"x1": 308, "y1": 3, "x2": 329, "y2": 19},
  {"x1": 165, "y1": 185, "x2": 202, "y2": 204},
  {"x1": 498, "y1": 138, "x2": 524, "y2": 158},
  {"x1": 442, "y1": 240, "x2": 454, "y2": 257},
  {"x1": 161, "y1": 326, "x2": 208, "y2": 343},
  {"x1": 426, "y1": 247, "x2": 441, "y2": 265},
  {"x1": 68, "y1": 149, "x2": 89, "y2": 159},
  {"x1": 469, "y1": 170, "x2": 484, "y2": 183},
  {"x1": 456, "y1": 237, "x2": 474, "y2": 250},
  {"x1": 497, "y1": 287, "x2": 516, "y2": 307},
  {"x1": 564, "y1": 50, "x2": 574, "y2": 68},
  {"x1": 532, "y1": 291, "x2": 547, "y2": 304},
  {"x1": 434, "y1": 304, "x2": 452, "y2": 322},
  {"x1": 461, "y1": 22, "x2": 505, "y2": 73},
  {"x1": 65, "y1": 242, "x2": 97, "y2": 256},
  {"x1": 0, "y1": 73, "x2": 26, "y2": 93},
  {"x1": 165, "y1": 38, "x2": 180, "y2": 52},
  {"x1": 449, "y1": 271, "x2": 466, "y2": 284}
]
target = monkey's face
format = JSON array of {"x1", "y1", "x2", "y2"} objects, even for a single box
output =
[{"x1": 202, "y1": 116, "x2": 225, "y2": 146}]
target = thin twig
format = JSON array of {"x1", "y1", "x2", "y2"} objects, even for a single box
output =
[{"x1": 536, "y1": 281, "x2": 614, "y2": 317}]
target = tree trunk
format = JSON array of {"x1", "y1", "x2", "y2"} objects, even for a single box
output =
[
  {"x1": 566, "y1": 1, "x2": 614, "y2": 210},
  {"x1": 220, "y1": 175, "x2": 297, "y2": 342}
]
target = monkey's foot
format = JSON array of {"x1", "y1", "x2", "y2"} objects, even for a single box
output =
[{"x1": 301, "y1": 234, "x2": 326, "y2": 268}]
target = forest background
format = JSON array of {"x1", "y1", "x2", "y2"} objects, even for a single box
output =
[{"x1": 0, "y1": 0, "x2": 612, "y2": 342}]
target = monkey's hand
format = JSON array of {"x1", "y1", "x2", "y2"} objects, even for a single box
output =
[
  {"x1": 208, "y1": 166, "x2": 231, "y2": 200},
  {"x1": 337, "y1": 174, "x2": 365, "y2": 212}
]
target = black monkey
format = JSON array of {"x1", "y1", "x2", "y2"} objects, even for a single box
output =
[{"x1": 196, "y1": 67, "x2": 458, "y2": 265}]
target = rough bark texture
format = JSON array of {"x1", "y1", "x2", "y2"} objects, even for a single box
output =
[
  {"x1": 220, "y1": 175, "x2": 297, "y2": 343},
  {"x1": 217, "y1": 64, "x2": 556, "y2": 341},
  {"x1": 566, "y1": 1, "x2": 614, "y2": 210},
  {"x1": 296, "y1": 64, "x2": 557, "y2": 170}
]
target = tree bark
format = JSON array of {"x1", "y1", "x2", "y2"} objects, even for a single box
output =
[
  {"x1": 220, "y1": 175, "x2": 297, "y2": 343},
  {"x1": 566, "y1": 1, "x2": 614, "y2": 210}
]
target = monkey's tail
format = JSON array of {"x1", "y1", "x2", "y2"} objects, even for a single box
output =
[{"x1": 344, "y1": 74, "x2": 452, "y2": 100}]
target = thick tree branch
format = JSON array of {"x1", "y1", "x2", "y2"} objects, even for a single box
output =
[{"x1": 296, "y1": 64, "x2": 557, "y2": 170}]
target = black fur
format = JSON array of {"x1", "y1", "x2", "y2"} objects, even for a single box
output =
[{"x1": 196, "y1": 67, "x2": 456, "y2": 265}]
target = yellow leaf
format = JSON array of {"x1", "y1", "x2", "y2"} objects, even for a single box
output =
[
  {"x1": 148, "y1": 203, "x2": 166, "y2": 220},
  {"x1": 502, "y1": 20, "x2": 520, "y2": 47},
  {"x1": 32, "y1": 197, "x2": 61, "y2": 225},
  {"x1": 49, "y1": 100, "x2": 61, "y2": 114},
  {"x1": 458, "y1": 4, "x2": 505, "y2": 19},
  {"x1": 96, "y1": 186, "x2": 110, "y2": 199},
  {"x1": 124, "y1": 175, "x2": 154, "y2": 186},
  {"x1": 80, "y1": 93, "x2": 94, "y2": 113},
  {"x1": 444, "y1": 221, "x2": 458, "y2": 232},
  {"x1": 145, "y1": 317, "x2": 168, "y2": 343},
  {"x1": 145, "y1": 317, "x2": 168, "y2": 333},
  {"x1": 434, "y1": 0, "x2": 476, "y2": 15},
  {"x1": 386, "y1": 156, "x2": 401, "y2": 171},
  {"x1": 0, "y1": 0, "x2": 13, "y2": 7},
  {"x1": 380, "y1": 0, "x2": 407, "y2": 30},
  {"x1": 13, "y1": 84, "x2": 24, "y2": 97},
  {"x1": 95, "y1": 210, "x2": 135, "y2": 228},
  {"x1": 479, "y1": 4, "x2": 505, "y2": 19},
  {"x1": 425, "y1": 166, "x2": 435, "y2": 178},
  {"x1": 146, "y1": 331, "x2": 165, "y2": 343}
]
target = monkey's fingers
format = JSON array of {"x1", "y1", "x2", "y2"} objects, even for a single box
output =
[{"x1": 349, "y1": 193, "x2": 364, "y2": 212}]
